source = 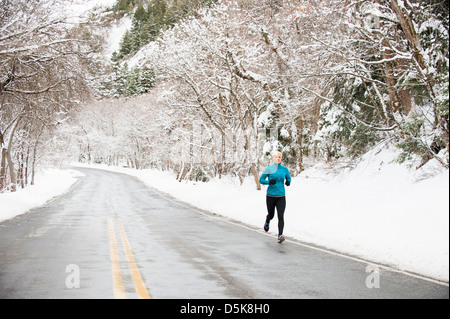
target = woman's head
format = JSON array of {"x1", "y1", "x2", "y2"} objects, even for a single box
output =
[{"x1": 272, "y1": 151, "x2": 282, "y2": 164}]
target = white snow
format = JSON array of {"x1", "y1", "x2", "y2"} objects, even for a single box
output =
[
  {"x1": 102, "y1": 14, "x2": 133, "y2": 59},
  {"x1": 61, "y1": 0, "x2": 117, "y2": 18},
  {"x1": 0, "y1": 169, "x2": 84, "y2": 222},
  {"x1": 59, "y1": 0, "x2": 133, "y2": 59},
  {"x1": 0, "y1": 149, "x2": 448, "y2": 283}
]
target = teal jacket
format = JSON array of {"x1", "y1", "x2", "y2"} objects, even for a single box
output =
[{"x1": 259, "y1": 164, "x2": 292, "y2": 196}]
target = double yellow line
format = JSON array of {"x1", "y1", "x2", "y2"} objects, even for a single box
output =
[{"x1": 108, "y1": 218, "x2": 150, "y2": 299}]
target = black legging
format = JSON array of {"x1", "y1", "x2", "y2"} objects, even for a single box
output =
[{"x1": 265, "y1": 196, "x2": 286, "y2": 236}]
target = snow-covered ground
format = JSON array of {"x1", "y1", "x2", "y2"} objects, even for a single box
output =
[
  {"x1": 1, "y1": 149, "x2": 448, "y2": 283},
  {"x1": 0, "y1": 169, "x2": 84, "y2": 222}
]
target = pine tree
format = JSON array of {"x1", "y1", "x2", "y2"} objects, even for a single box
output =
[
  {"x1": 114, "y1": 62, "x2": 128, "y2": 97},
  {"x1": 118, "y1": 30, "x2": 133, "y2": 59},
  {"x1": 148, "y1": 0, "x2": 169, "y2": 37},
  {"x1": 125, "y1": 67, "x2": 138, "y2": 97},
  {"x1": 131, "y1": 32, "x2": 141, "y2": 53},
  {"x1": 114, "y1": 0, "x2": 136, "y2": 13},
  {"x1": 151, "y1": 0, "x2": 168, "y2": 26},
  {"x1": 137, "y1": 66, "x2": 155, "y2": 94},
  {"x1": 140, "y1": 23, "x2": 151, "y2": 46},
  {"x1": 131, "y1": 4, "x2": 148, "y2": 33}
]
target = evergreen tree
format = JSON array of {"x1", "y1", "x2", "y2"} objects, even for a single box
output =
[
  {"x1": 139, "y1": 23, "x2": 151, "y2": 46},
  {"x1": 150, "y1": 0, "x2": 168, "y2": 27},
  {"x1": 118, "y1": 30, "x2": 133, "y2": 59},
  {"x1": 137, "y1": 66, "x2": 155, "y2": 94},
  {"x1": 131, "y1": 4, "x2": 148, "y2": 33},
  {"x1": 125, "y1": 67, "x2": 139, "y2": 96},
  {"x1": 113, "y1": 62, "x2": 128, "y2": 97},
  {"x1": 131, "y1": 32, "x2": 141, "y2": 53},
  {"x1": 114, "y1": 0, "x2": 218, "y2": 61},
  {"x1": 147, "y1": 0, "x2": 169, "y2": 39},
  {"x1": 114, "y1": 0, "x2": 136, "y2": 13},
  {"x1": 111, "y1": 51, "x2": 119, "y2": 62},
  {"x1": 107, "y1": 64, "x2": 156, "y2": 98}
]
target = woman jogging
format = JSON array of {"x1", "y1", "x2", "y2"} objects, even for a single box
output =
[{"x1": 259, "y1": 151, "x2": 291, "y2": 243}]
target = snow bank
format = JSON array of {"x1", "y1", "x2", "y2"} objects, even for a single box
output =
[
  {"x1": 0, "y1": 169, "x2": 84, "y2": 222},
  {"x1": 289, "y1": 150, "x2": 449, "y2": 283}
]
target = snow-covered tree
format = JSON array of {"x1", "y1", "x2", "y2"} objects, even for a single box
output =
[
  {"x1": 0, "y1": 0, "x2": 99, "y2": 192},
  {"x1": 65, "y1": 0, "x2": 449, "y2": 190}
]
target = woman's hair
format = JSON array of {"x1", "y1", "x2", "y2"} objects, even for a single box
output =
[{"x1": 272, "y1": 151, "x2": 282, "y2": 157}]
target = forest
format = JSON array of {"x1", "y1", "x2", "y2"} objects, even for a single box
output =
[{"x1": 1, "y1": 0, "x2": 448, "y2": 192}]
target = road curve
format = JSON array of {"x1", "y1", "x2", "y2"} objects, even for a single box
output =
[{"x1": 0, "y1": 168, "x2": 448, "y2": 299}]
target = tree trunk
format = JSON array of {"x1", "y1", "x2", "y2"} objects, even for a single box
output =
[
  {"x1": 251, "y1": 163, "x2": 261, "y2": 191},
  {"x1": 31, "y1": 125, "x2": 45, "y2": 185},
  {"x1": 390, "y1": 0, "x2": 447, "y2": 147},
  {"x1": 382, "y1": 32, "x2": 413, "y2": 117},
  {"x1": 6, "y1": 146, "x2": 17, "y2": 192},
  {"x1": 382, "y1": 39, "x2": 400, "y2": 114},
  {"x1": 390, "y1": 0, "x2": 435, "y2": 100},
  {"x1": 297, "y1": 117, "x2": 304, "y2": 173},
  {"x1": 5, "y1": 118, "x2": 21, "y2": 192},
  {"x1": 0, "y1": 139, "x2": 6, "y2": 191}
]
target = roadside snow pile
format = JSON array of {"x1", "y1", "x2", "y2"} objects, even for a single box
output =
[
  {"x1": 288, "y1": 149, "x2": 449, "y2": 283},
  {"x1": 0, "y1": 169, "x2": 84, "y2": 222}
]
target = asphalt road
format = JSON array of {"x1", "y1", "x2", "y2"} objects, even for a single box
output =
[{"x1": 0, "y1": 168, "x2": 448, "y2": 299}]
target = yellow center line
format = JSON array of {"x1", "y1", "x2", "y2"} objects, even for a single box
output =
[
  {"x1": 116, "y1": 218, "x2": 151, "y2": 299},
  {"x1": 107, "y1": 218, "x2": 126, "y2": 299}
]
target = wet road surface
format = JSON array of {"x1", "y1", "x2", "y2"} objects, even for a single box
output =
[{"x1": 0, "y1": 168, "x2": 448, "y2": 299}]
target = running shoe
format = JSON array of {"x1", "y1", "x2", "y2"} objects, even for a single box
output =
[{"x1": 264, "y1": 222, "x2": 270, "y2": 232}]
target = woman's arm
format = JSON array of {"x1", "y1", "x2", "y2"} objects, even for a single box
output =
[{"x1": 259, "y1": 173, "x2": 270, "y2": 185}]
